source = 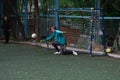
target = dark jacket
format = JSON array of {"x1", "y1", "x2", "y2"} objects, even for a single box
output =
[{"x1": 1, "y1": 20, "x2": 11, "y2": 33}]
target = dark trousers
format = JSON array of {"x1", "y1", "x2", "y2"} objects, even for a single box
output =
[
  {"x1": 4, "y1": 31, "x2": 10, "y2": 43},
  {"x1": 52, "y1": 41, "x2": 73, "y2": 55},
  {"x1": 52, "y1": 41, "x2": 66, "y2": 52}
]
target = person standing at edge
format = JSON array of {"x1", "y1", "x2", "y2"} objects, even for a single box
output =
[{"x1": 1, "y1": 16, "x2": 11, "y2": 44}]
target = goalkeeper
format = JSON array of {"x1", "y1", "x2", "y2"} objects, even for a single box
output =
[{"x1": 42, "y1": 26, "x2": 78, "y2": 55}]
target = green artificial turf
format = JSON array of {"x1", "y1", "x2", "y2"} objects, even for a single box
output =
[{"x1": 0, "y1": 43, "x2": 120, "y2": 80}]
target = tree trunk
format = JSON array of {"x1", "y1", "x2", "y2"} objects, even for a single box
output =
[
  {"x1": 7, "y1": 0, "x2": 25, "y2": 39},
  {"x1": 34, "y1": 0, "x2": 40, "y2": 41}
]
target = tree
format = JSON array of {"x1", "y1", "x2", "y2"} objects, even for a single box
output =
[
  {"x1": 40, "y1": 0, "x2": 120, "y2": 16},
  {"x1": 7, "y1": 0, "x2": 25, "y2": 39},
  {"x1": 101, "y1": 0, "x2": 120, "y2": 16},
  {"x1": 34, "y1": 0, "x2": 40, "y2": 41}
]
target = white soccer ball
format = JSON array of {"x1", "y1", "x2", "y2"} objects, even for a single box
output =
[
  {"x1": 31, "y1": 33, "x2": 37, "y2": 38},
  {"x1": 106, "y1": 48, "x2": 111, "y2": 53}
]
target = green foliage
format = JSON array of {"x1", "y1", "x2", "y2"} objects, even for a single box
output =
[
  {"x1": 118, "y1": 46, "x2": 120, "y2": 51},
  {"x1": 59, "y1": 0, "x2": 74, "y2": 8},
  {"x1": 101, "y1": 0, "x2": 120, "y2": 16},
  {"x1": 40, "y1": 0, "x2": 120, "y2": 16}
]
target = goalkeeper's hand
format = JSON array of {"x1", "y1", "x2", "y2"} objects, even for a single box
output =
[
  {"x1": 40, "y1": 39, "x2": 46, "y2": 43},
  {"x1": 63, "y1": 31, "x2": 67, "y2": 34}
]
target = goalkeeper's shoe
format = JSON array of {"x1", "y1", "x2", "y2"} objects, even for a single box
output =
[{"x1": 54, "y1": 52, "x2": 61, "y2": 55}]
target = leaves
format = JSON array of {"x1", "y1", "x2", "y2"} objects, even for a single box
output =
[{"x1": 40, "y1": 0, "x2": 120, "y2": 16}]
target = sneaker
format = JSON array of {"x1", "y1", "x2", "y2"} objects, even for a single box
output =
[
  {"x1": 72, "y1": 51, "x2": 78, "y2": 56},
  {"x1": 54, "y1": 52, "x2": 61, "y2": 55}
]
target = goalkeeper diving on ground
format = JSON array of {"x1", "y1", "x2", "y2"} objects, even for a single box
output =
[{"x1": 41, "y1": 26, "x2": 78, "y2": 56}]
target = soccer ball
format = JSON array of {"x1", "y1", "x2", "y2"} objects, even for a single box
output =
[
  {"x1": 31, "y1": 33, "x2": 37, "y2": 38},
  {"x1": 106, "y1": 48, "x2": 111, "y2": 53}
]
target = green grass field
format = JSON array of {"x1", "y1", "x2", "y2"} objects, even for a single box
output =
[{"x1": 0, "y1": 43, "x2": 120, "y2": 80}]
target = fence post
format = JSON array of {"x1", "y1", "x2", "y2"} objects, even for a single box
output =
[
  {"x1": 55, "y1": 0, "x2": 60, "y2": 30},
  {"x1": 0, "y1": 0, "x2": 3, "y2": 35},
  {"x1": 23, "y1": 0, "x2": 28, "y2": 37}
]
